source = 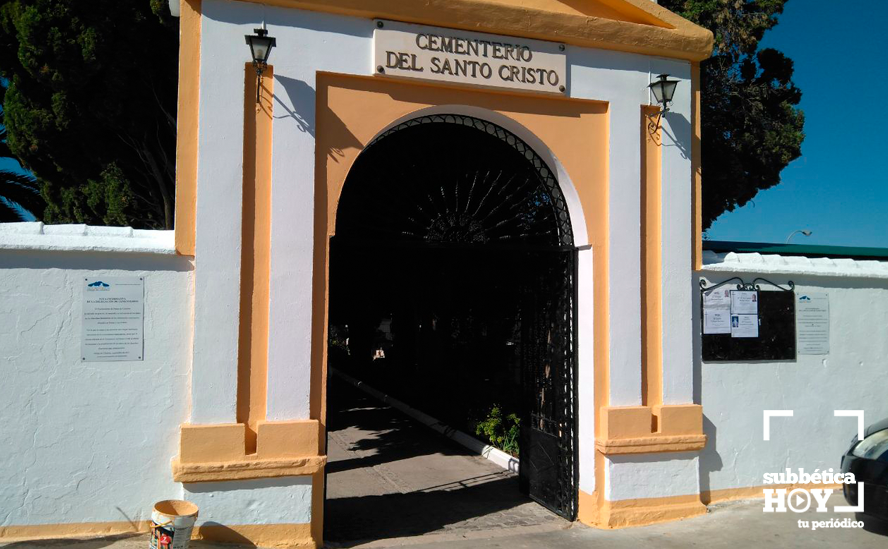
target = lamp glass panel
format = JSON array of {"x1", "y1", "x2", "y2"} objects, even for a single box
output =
[
  {"x1": 251, "y1": 37, "x2": 272, "y2": 63},
  {"x1": 662, "y1": 81, "x2": 678, "y2": 103},
  {"x1": 650, "y1": 82, "x2": 665, "y2": 103}
]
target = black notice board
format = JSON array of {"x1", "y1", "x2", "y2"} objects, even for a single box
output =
[{"x1": 702, "y1": 289, "x2": 796, "y2": 362}]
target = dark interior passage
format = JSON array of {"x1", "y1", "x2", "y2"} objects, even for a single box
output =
[{"x1": 324, "y1": 114, "x2": 578, "y2": 540}]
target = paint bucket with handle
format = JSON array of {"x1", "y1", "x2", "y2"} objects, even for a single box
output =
[{"x1": 149, "y1": 500, "x2": 199, "y2": 549}]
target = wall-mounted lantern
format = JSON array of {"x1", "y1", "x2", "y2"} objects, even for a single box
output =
[
  {"x1": 245, "y1": 27, "x2": 276, "y2": 103},
  {"x1": 647, "y1": 74, "x2": 679, "y2": 132}
]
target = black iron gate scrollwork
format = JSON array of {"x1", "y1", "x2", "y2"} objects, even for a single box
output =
[
  {"x1": 519, "y1": 249, "x2": 578, "y2": 520},
  {"x1": 335, "y1": 114, "x2": 579, "y2": 520}
]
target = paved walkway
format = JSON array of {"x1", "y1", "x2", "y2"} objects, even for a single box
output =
[{"x1": 324, "y1": 376, "x2": 567, "y2": 546}]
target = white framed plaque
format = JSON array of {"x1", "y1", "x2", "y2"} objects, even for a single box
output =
[{"x1": 82, "y1": 277, "x2": 144, "y2": 362}]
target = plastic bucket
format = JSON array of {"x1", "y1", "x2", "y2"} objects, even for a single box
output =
[{"x1": 149, "y1": 500, "x2": 199, "y2": 549}]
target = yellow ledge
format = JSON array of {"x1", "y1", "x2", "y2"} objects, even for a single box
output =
[
  {"x1": 579, "y1": 490, "x2": 707, "y2": 529},
  {"x1": 596, "y1": 434, "x2": 707, "y2": 455},
  {"x1": 172, "y1": 455, "x2": 327, "y2": 483}
]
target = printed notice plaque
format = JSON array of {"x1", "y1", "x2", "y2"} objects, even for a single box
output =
[
  {"x1": 373, "y1": 20, "x2": 567, "y2": 95},
  {"x1": 82, "y1": 277, "x2": 144, "y2": 362},
  {"x1": 797, "y1": 293, "x2": 829, "y2": 355}
]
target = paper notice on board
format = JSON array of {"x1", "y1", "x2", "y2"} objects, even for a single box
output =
[
  {"x1": 704, "y1": 310, "x2": 732, "y2": 334},
  {"x1": 731, "y1": 314, "x2": 759, "y2": 338},
  {"x1": 797, "y1": 293, "x2": 829, "y2": 355},
  {"x1": 82, "y1": 277, "x2": 144, "y2": 362},
  {"x1": 731, "y1": 290, "x2": 759, "y2": 315},
  {"x1": 702, "y1": 288, "x2": 732, "y2": 334},
  {"x1": 704, "y1": 288, "x2": 732, "y2": 309}
]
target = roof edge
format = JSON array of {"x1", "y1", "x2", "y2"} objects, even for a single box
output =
[{"x1": 234, "y1": 0, "x2": 714, "y2": 62}]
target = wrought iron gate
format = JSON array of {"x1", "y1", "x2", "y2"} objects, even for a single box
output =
[
  {"x1": 519, "y1": 249, "x2": 578, "y2": 520},
  {"x1": 334, "y1": 114, "x2": 579, "y2": 520}
]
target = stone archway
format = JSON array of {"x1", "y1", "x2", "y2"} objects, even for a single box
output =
[{"x1": 325, "y1": 114, "x2": 579, "y2": 540}]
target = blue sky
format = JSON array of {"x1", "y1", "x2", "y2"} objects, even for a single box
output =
[{"x1": 705, "y1": 0, "x2": 888, "y2": 248}]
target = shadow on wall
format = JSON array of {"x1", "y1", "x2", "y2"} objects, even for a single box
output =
[
  {"x1": 274, "y1": 75, "x2": 316, "y2": 137},
  {"x1": 698, "y1": 414, "x2": 723, "y2": 501},
  {"x1": 662, "y1": 111, "x2": 690, "y2": 160}
]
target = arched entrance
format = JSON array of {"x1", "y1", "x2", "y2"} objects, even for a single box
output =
[{"x1": 326, "y1": 114, "x2": 578, "y2": 539}]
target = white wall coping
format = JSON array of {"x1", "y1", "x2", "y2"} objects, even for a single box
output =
[
  {"x1": 0, "y1": 222, "x2": 177, "y2": 255},
  {"x1": 702, "y1": 250, "x2": 888, "y2": 280}
]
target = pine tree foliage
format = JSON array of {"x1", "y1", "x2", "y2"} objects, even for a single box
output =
[{"x1": 660, "y1": 0, "x2": 805, "y2": 230}]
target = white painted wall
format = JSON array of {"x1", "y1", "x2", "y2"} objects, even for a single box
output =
[
  {"x1": 570, "y1": 49, "x2": 693, "y2": 407},
  {"x1": 0, "y1": 227, "x2": 193, "y2": 526},
  {"x1": 193, "y1": 3, "x2": 695, "y2": 517},
  {"x1": 577, "y1": 247, "x2": 596, "y2": 494},
  {"x1": 196, "y1": 0, "x2": 694, "y2": 420},
  {"x1": 698, "y1": 252, "x2": 888, "y2": 496},
  {"x1": 606, "y1": 452, "x2": 700, "y2": 501},
  {"x1": 184, "y1": 477, "x2": 312, "y2": 526}
]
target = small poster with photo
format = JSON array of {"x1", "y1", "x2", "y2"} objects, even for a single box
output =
[{"x1": 730, "y1": 290, "x2": 758, "y2": 315}]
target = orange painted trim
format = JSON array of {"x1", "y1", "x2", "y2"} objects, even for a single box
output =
[
  {"x1": 598, "y1": 405, "x2": 705, "y2": 454},
  {"x1": 640, "y1": 105, "x2": 662, "y2": 410},
  {"x1": 171, "y1": 455, "x2": 326, "y2": 483},
  {"x1": 579, "y1": 490, "x2": 706, "y2": 529},
  {"x1": 310, "y1": 471, "x2": 324, "y2": 545},
  {"x1": 691, "y1": 62, "x2": 703, "y2": 271},
  {"x1": 600, "y1": 406, "x2": 655, "y2": 439},
  {"x1": 177, "y1": 420, "x2": 323, "y2": 480},
  {"x1": 238, "y1": 64, "x2": 274, "y2": 454},
  {"x1": 0, "y1": 522, "x2": 149, "y2": 541},
  {"x1": 174, "y1": 0, "x2": 201, "y2": 256},
  {"x1": 0, "y1": 522, "x2": 318, "y2": 547},
  {"x1": 174, "y1": 419, "x2": 325, "y2": 482},
  {"x1": 577, "y1": 488, "x2": 602, "y2": 526},
  {"x1": 194, "y1": 522, "x2": 316, "y2": 549},
  {"x1": 257, "y1": 420, "x2": 321, "y2": 459},
  {"x1": 604, "y1": 494, "x2": 706, "y2": 528},
  {"x1": 233, "y1": 0, "x2": 713, "y2": 61},
  {"x1": 653, "y1": 404, "x2": 702, "y2": 435},
  {"x1": 595, "y1": 434, "x2": 706, "y2": 455},
  {"x1": 701, "y1": 483, "x2": 843, "y2": 505},
  {"x1": 179, "y1": 423, "x2": 247, "y2": 463}
]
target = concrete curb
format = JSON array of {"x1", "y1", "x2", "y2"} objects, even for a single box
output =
[{"x1": 331, "y1": 367, "x2": 519, "y2": 474}]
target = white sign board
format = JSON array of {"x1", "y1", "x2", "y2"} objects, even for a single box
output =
[
  {"x1": 82, "y1": 277, "x2": 144, "y2": 362},
  {"x1": 797, "y1": 293, "x2": 829, "y2": 355},
  {"x1": 373, "y1": 20, "x2": 567, "y2": 95}
]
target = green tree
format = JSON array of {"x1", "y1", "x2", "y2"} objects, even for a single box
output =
[
  {"x1": 660, "y1": 0, "x2": 805, "y2": 230},
  {"x1": 0, "y1": 106, "x2": 41, "y2": 221},
  {"x1": 0, "y1": 168, "x2": 41, "y2": 221},
  {"x1": 0, "y1": 0, "x2": 178, "y2": 229}
]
